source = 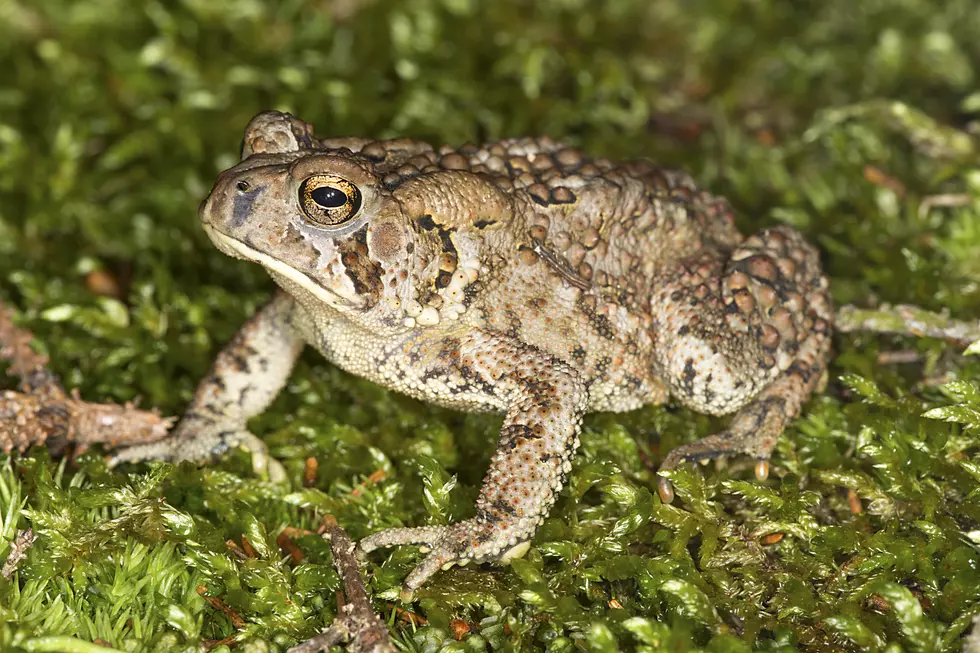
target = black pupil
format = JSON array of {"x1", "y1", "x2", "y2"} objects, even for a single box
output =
[{"x1": 310, "y1": 186, "x2": 347, "y2": 208}]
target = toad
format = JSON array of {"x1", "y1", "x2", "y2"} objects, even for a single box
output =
[{"x1": 110, "y1": 111, "x2": 832, "y2": 597}]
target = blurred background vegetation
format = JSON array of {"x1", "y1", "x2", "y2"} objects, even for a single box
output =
[{"x1": 1, "y1": 0, "x2": 980, "y2": 651}]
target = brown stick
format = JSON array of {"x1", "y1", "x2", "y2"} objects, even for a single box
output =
[
  {"x1": 0, "y1": 300, "x2": 173, "y2": 453},
  {"x1": 0, "y1": 303, "x2": 60, "y2": 398},
  {"x1": 288, "y1": 520, "x2": 394, "y2": 653}
]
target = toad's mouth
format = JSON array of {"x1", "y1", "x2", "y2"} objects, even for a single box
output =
[{"x1": 202, "y1": 223, "x2": 365, "y2": 310}]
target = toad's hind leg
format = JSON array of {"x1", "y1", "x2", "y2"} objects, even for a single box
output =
[{"x1": 652, "y1": 226, "x2": 832, "y2": 503}]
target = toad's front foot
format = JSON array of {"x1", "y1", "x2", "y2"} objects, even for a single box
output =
[
  {"x1": 359, "y1": 517, "x2": 533, "y2": 601},
  {"x1": 107, "y1": 422, "x2": 287, "y2": 482},
  {"x1": 108, "y1": 291, "x2": 304, "y2": 484},
  {"x1": 361, "y1": 332, "x2": 585, "y2": 596}
]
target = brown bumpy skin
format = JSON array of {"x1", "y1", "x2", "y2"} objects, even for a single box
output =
[{"x1": 109, "y1": 111, "x2": 832, "y2": 598}]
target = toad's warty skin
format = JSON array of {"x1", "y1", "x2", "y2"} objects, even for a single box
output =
[{"x1": 110, "y1": 111, "x2": 833, "y2": 597}]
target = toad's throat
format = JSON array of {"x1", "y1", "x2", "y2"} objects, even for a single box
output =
[{"x1": 201, "y1": 223, "x2": 365, "y2": 310}]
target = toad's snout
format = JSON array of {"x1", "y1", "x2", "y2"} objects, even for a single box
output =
[
  {"x1": 201, "y1": 159, "x2": 302, "y2": 241},
  {"x1": 199, "y1": 169, "x2": 269, "y2": 234}
]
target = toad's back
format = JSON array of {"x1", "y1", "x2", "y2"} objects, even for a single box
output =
[
  {"x1": 332, "y1": 134, "x2": 747, "y2": 410},
  {"x1": 330, "y1": 133, "x2": 746, "y2": 274}
]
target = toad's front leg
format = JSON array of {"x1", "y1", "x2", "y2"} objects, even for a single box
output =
[
  {"x1": 108, "y1": 291, "x2": 305, "y2": 481},
  {"x1": 359, "y1": 330, "x2": 588, "y2": 599}
]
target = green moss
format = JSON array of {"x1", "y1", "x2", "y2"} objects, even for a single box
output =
[{"x1": 1, "y1": 0, "x2": 979, "y2": 650}]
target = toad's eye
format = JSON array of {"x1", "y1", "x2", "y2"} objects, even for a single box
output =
[{"x1": 298, "y1": 175, "x2": 362, "y2": 226}]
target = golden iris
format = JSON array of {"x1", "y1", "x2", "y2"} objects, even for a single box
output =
[{"x1": 298, "y1": 175, "x2": 362, "y2": 226}]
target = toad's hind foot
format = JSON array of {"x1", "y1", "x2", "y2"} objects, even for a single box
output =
[
  {"x1": 652, "y1": 226, "x2": 832, "y2": 503},
  {"x1": 654, "y1": 373, "x2": 810, "y2": 503},
  {"x1": 358, "y1": 518, "x2": 532, "y2": 601}
]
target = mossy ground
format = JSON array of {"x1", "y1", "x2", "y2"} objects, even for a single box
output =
[{"x1": 1, "y1": 0, "x2": 980, "y2": 651}]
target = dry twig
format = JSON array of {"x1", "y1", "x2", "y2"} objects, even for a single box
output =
[
  {"x1": 917, "y1": 192, "x2": 973, "y2": 219},
  {"x1": 836, "y1": 303, "x2": 980, "y2": 348},
  {"x1": 197, "y1": 585, "x2": 247, "y2": 629},
  {"x1": 0, "y1": 300, "x2": 173, "y2": 454},
  {"x1": 1, "y1": 528, "x2": 38, "y2": 580},
  {"x1": 288, "y1": 520, "x2": 394, "y2": 653}
]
